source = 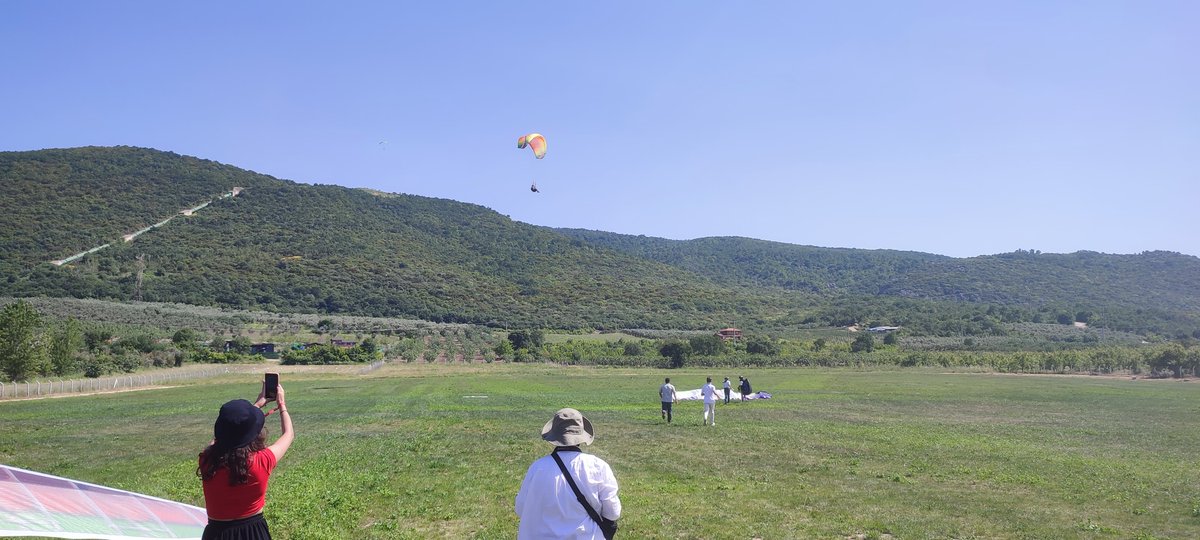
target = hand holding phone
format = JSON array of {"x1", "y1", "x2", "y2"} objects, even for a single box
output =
[{"x1": 264, "y1": 373, "x2": 279, "y2": 400}]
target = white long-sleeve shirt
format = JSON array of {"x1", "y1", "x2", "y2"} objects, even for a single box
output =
[
  {"x1": 515, "y1": 450, "x2": 621, "y2": 540},
  {"x1": 701, "y1": 383, "x2": 720, "y2": 404}
]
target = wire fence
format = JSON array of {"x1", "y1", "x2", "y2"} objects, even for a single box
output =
[
  {"x1": 357, "y1": 359, "x2": 387, "y2": 375},
  {"x1": 0, "y1": 367, "x2": 238, "y2": 400}
]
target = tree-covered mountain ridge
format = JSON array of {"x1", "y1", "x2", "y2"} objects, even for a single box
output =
[
  {"x1": 551, "y1": 228, "x2": 1200, "y2": 314},
  {"x1": 2, "y1": 146, "x2": 1197, "y2": 336},
  {"x1": 0, "y1": 147, "x2": 787, "y2": 330}
]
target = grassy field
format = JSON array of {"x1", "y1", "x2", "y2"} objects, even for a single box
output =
[{"x1": 2, "y1": 365, "x2": 1198, "y2": 539}]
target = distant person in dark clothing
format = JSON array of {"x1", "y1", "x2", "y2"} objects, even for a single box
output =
[{"x1": 739, "y1": 376, "x2": 752, "y2": 401}]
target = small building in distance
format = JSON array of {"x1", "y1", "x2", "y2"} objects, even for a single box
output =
[
  {"x1": 249, "y1": 343, "x2": 276, "y2": 355},
  {"x1": 715, "y1": 328, "x2": 743, "y2": 341},
  {"x1": 332, "y1": 339, "x2": 357, "y2": 349}
]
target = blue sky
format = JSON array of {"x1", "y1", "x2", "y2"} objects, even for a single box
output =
[{"x1": 3, "y1": 1, "x2": 1196, "y2": 258}]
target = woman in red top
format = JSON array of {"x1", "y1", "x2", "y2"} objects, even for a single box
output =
[{"x1": 197, "y1": 384, "x2": 294, "y2": 540}]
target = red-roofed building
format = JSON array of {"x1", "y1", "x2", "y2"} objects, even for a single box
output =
[{"x1": 715, "y1": 328, "x2": 743, "y2": 340}]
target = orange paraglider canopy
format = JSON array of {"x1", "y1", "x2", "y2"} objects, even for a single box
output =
[{"x1": 517, "y1": 133, "x2": 546, "y2": 159}]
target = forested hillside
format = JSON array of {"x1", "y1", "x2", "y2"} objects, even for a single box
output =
[
  {"x1": 554, "y1": 229, "x2": 1200, "y2": 335},
  {"x1": 551, "y1": 230, "x2": 950, "y2": 292},
  {"x1": 0, "y1": 147, "x2": 279, "y2": 276},
  {"x1": 2, "y1": 147, "x2": 1198, "y2": 337},
  {"x1": 0, "y1": 147, "x2": 787, "y2": 329}
]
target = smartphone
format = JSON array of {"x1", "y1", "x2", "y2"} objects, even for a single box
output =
[{"x1": 264, "y1": 372, "x2": 279, "y2": 399}]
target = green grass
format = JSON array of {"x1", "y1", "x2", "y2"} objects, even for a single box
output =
[{"x1": 2, "y1": 365, "x2": 1198, "y2": 539}]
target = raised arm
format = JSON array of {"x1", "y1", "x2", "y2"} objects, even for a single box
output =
[{"x1": 266, "y1": 385, "x2": 295, "y2": 460}]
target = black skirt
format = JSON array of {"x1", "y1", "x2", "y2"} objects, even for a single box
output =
[{"x1": 202, "y1": 513, "x2": 271, "y2": 540}]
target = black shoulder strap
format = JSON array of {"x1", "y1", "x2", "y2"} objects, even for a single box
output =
[{"x1": 551, "y1": 451, "x2": 605, "y2": 528}]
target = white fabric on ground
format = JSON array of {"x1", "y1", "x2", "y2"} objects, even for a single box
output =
[{"x1": 675, "y1": 388, "x2": 770, "y2": 401}]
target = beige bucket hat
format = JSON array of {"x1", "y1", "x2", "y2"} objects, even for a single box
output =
[{"x1": 541, "y1": 408, "x2": 595, "y2": 446}]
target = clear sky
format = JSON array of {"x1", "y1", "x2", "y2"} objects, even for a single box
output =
[{"x1": 3, "y1": 1, "x2": 1197, "y2": 258}]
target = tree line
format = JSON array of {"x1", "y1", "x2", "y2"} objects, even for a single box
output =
[{"x1": 493, "y1": 328, "x2": 1200, "y2": 378}]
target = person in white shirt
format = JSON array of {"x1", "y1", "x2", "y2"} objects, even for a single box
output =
[
  {"x1": 701, "y1": 377, "x2": 720, "y2": 426},
  {"x1": 722, "y1": 377, "x2": 732, "y2": 404},
  {"x1": 515, "y1": 408, "x2": 621, "y2": 540},
  {"x1": 659, "y1": 377, "x2": 677, "y2": 424}
]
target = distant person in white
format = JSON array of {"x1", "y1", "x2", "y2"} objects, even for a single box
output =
[
  {"x1": 722, "y1": 376, "x2": 732, "y2": 404},
  {"x1": 515, "y1": 408, "x2": 621, "y2": 539},
  {"x1": 701, "y1": 377, "x2": 720, "y2": 426}
]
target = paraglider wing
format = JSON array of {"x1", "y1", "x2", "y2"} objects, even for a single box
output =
[
  {"x1": 518, "y1": 133, "x2": 547, "y2": 193},
  {"x1": 0, "y1": 464, "x2": 207, "y2": 539},
  {"x1": 517, "y1": 133, "x2": 546, "y2": 159}
]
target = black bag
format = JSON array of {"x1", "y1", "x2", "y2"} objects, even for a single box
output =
[{"x1": 552, "y1": 452, "x2": 618, "y2": 539}]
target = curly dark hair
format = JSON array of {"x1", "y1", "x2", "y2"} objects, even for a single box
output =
[{"x1": 197, "y1": 429, "x2": 267, "y2": 485}]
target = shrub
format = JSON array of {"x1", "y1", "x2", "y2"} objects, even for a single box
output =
[
  {"x1": 114, "y1": 354, "x2": 140, "y2": 373},
  {"x1": 172, "y1": 328, "x2": 202, "y2": 349},
  {"x1": 851, "y1": 333, "x2": 875, "y2": 353},
  {"x1": 493, "y1": 340, "x2": 514, "y2": 360},
  {"x1": 117, "y1": 334, "x2": 158, "y2": 354},
  {"x1": 82, "y1": 354, "x2": 111, "y2": 378},
  {"x1": 746, "y1": 337, "x2": 780, "y2": 356},
  {"x1": 659, "y1": 341, "x2": 691, "y2": 369}
]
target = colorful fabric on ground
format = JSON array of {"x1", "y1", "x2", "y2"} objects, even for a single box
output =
[{"x1": 0, "y1": 464, "x2": 206, "y2": 539}]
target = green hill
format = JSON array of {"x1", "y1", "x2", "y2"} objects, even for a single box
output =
[
  {"x1": 552, "y1": 229, "x2": 1200, "y2": 335},
  {"x1": 2, "y1": 146, "x2": 1197, "y2": 337},
  {"x1": 0, "y1": 147, "x2": 277, "y2": 275},
  {"x1": 0, "y1": 147, "x2": 785, "y2": 329},
  {"x1": 550, "y1": 230, "x2": 951, "y2": 292}
]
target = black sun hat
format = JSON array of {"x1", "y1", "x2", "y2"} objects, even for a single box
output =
[{"x1": 213, "y1": 399, "x2": 265, "y2": 451}]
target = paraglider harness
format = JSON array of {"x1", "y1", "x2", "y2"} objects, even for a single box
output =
[{"x1": 552, "y1": 450, "x2": 617, "y2": 539}]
